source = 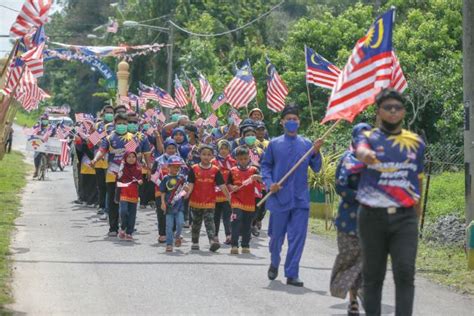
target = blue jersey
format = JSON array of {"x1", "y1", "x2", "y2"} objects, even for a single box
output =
[{"x1": 355, "y1": 128, "x2": 425, "y2": 208}]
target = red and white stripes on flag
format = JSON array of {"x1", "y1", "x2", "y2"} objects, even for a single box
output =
[
  {"x1": 187, "y1": 79, "x2": 202, "y2": 115},
  {"x1": 198, "y1": 73, "x2": 214, "y2": 103},
  {"x1": 265, "y1": 58, "x2": 288, "y2": 113},
  {"x1": 60, "y1": 140, "x2": 70, "y2": 166},
  {"x1": 10, "y1": 0, "x2": 52, "y2": 38},
  {"x1": 125, "y1": 138, "x2": 138, "y2": 153},
  {"x1": 211, "y1": 93, "x2": 226, "y2": 111},
  {"x1": 390, "y1": 52, "x2": 408, "y2": 93},
  {"x1": 206, "y1": 113, "x2": 218, "y2": 127},
  {"x1": 155, "y1": 86, "x2": 178, "y2": 109},
  {"x1": 305, "y1": 46, "x2": 341, "y2": 90},
  {"x1": 88, "y1": 130, "x2": 106, "y2": 146},
  {"x1": 119, "y1": 95, "x2": 131, "y2": 109},
  {"x1": 14, "y1": 66, "x2": 49, "y2": 111},
  {"x1": 174, "y1": 75, "x2": 188, "y2": 108},
  {"x1": 224, "y1": 60, "x2": 257, "y2": 109},
  {"x1": 1, "y1": 58, "x2": 25, "y2": 96},
  {"x1": 20, "y1": 26, "x2": 46, "y2": 78}
]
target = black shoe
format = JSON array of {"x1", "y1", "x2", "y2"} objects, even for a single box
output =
[
  {"x1": 286, "y1": 277, "x2": 304, "y2": 287},
  {"x1": 73, "y1": 199, "x2": 84, "y2": 205},
  {"x1": 267, "y1": 265, "x2": 278, "y2": 280},
  {"x1": 209, "y1": 242, "x2": 221, "y2": 252}
]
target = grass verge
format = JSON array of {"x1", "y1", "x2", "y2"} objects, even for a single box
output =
[
  {"x1": 0, "y1": 151, "x2": 29, "y2": 306},
  {"x1": 13, "y1": 109, "x2": 40, "y2": 128}
]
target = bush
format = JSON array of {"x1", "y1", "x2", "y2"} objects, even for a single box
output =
[{"x1": 425, "y1": 172, "x2": 464, "y2": 221}]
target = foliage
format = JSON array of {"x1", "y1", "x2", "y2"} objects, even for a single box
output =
[
  {"x1": 0, "y1": 151, "x2": 29, "y2": 306},
  {"x1": 34, "y1": 0, "x2": 462, "y2": 146},
  {"x1": 425, "y1": 172, "x2": 464, "y2": 221}
]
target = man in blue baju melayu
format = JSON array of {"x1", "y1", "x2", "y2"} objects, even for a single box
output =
[{"x1": 261, "y1": 105, "x2": 323, "y2": 287}]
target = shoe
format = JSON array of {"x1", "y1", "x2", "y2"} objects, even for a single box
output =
[
  {"x1": 108, "y1": 231, "x2": 118, "y2": 237},
  {"x1": 267, "y1": 265, "x2": 278, "y2": 280},
  {"x1": 125, "y1": 234, "x2": 134, "y2": 241},
  {"x1": 175, "y1": 238, "x2": 182, "y2": 247},
  {"x1": 97, "y1": 208, "x2": 105, "y2": 215},
  {"x1": 33, "y1": 171, "x2": 38, "y2": 178},
  {"x1": 224, "y1": 236, "x2": 231, "y2": 245},
  {"x1": 73, "y1": 200, "x2": 84, "y2": 205},
  {"x1": 140, "y1": 204, "x2": 147, "y2": 209},
  {"x1": 100, "y1": 213, "x2": 108, "y2": 221},
  {"x1": 348, "y1": 300, "x2": 360, "y2": 315},
  {"x1": 209, "y1": 242, "x2": 221, "y2": 252},
  {"x1": 158, "y1": 236, "x2": 166, "y2": 243},
  {"x1": 230, "y1": 247, "x2": 239, "y2": 255},
  {"x1": 166, "y1": 245, "x2": 173, "y2": 252},
  {"x1": 191, "y1": 243, "x2": 200, "y2": 250},
  {"x1": 286, "y1": 278, "x2": 304, "y2": 287},
  {"x1": 183, "y1": 221, "x2": 190, "y2": 228},
  {"x1": 118, "y1": 230, "x2": 126, "y2": 239},
  {"x1": 251, "y1": 225, "x2": 260, "y2": 237},
  {"x1": 241, "y1": 247, "x2": 250, "y2": 254}
]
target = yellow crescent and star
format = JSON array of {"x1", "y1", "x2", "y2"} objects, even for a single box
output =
[
  {"x1": 310, "y1": 53, "x2": 319, "y2": 66},
  {"x1": 364, "y1": 18, "x2": 384, "y2": 49}
]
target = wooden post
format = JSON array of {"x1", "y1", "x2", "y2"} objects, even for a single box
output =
[{"x1": 419, "y1": 158, "x2": 433, "y2": 239}]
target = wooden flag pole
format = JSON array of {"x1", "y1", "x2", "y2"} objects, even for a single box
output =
[
  {"x1": 257, "y1": 119, "x2": 341, "y2": 208},
  {"x1": 0, "y1": 40, "x2": 19, "y2": 79},
  {"x1": 306, "y1": 83, "x2": 315, "y2": 125}
]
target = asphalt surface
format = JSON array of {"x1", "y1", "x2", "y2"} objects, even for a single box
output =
[{"x1": 6, "y1": 124, "x2": 474, "y2": 315}]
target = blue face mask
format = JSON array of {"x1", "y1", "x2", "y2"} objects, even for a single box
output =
[{"x1": 284, "y1": 120, "x2": 299, "y2": 133}]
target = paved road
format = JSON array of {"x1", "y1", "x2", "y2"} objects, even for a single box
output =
[{"x1": 6, "y1": 125, "x2": 474, "y2": 315}]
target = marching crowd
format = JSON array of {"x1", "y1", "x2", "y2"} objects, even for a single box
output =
[{"x1": 28, "y1": 88, "x2": 425, "y2": 316}]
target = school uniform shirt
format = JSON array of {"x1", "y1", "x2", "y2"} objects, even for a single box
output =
[
  {"x1": 258, "y1": 138, "x2": 269, "y2": 150},
  {"x1": 228, "y1": 165, "x2": 259, "y2": 212},
  {"x1": 212, "y1": 155, "x2": 236, "y2": 203},
  {"x1": 159, "y1": 174, "x2": 186, "y2": 213},
  {"x1": 100, "y1": 132, "x2": 147, "y2": 183},
  {"x1": 261, "y1": 134, "x2": 322, "y2": 213},
  {"x1": 188, "y1": 164, "x2": 225, "y2": 209},
  {"x1": 93, "y1": 122, "x2": 108, "y2": 169},
  {"x1": 355, "y1": 128, "x2": 425, "y2": 208}
]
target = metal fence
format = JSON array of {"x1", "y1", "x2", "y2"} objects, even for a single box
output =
[{"x1": 425, "y1": 144, "x2": 463, "y2": 175}]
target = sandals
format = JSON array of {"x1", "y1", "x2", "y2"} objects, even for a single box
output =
[{"x1": 348, "y1": 300, "x2": 359, "y2": 315}]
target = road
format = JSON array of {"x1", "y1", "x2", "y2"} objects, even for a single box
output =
[{"x1": 6, "y1": 124, "x2": 474, "y2": 315}]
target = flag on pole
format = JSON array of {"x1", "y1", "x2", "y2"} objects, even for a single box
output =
[
  {"x1": 322, "y1": 9, "x2": 396, "y2": 123},
  {"x1": 198, "y1": 73, "x2": 214, "y2": 103},
  {"x1": 224, "y1": 60, "x2": 257, "y2": 109},
  {"x1": 206, "y1": 113, "x2": 218, "y2": 127},
  {"x1": 1, "y1": 57, "x2": 25, "y2": 96},
  {"x1": 60, "y1": 139, "x2": 70, "y2": 166},
  {"x1": 390, "y1": 51, "x2": 408, "y2": 92},
  {"x1": 15, "y1": 68, "x2": 49, "y2": 111},
  {"x1": 138, "y1": 82, "x2": 159, "y2": 102},
  {"x1": 305, "y1": 46, "x2": 341, "y2": 90},
  {"x1": 174, "y1": 75, "x2": 188, "y2": 108},
  {"x1": 155, "y1": 86, "x2": 178, "y2": 108},
  {"x1": 125, "y1": 138, "x2": 138, "y2": 152},
  {"x1": 88, "y1": 130, "x2": 106, "y2": 146},
  {"x1": 265, "y1": 57, "x2": 288, "y2": 113},
  {"x1": 211, "y1": 93, "x2": 226, "y2": 111},
  {"x1": 20, "y1": 25, "x2": 46, "y2": 78},
  {"x1": 187, "y1": 79, "x2": 202, "y2": 115},
  {"x1": 9, "y1": 0, "x2": 53, "y2": 38},
  {"x1": 229, "y1": 109, "x2": 242, "y2": 126}
]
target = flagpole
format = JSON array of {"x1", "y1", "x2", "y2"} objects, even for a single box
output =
[
  {"x1": 306, "y1": 83, "x2": 315, "y2": 124},
  {"x1": 0, "y1": 40, "x2": 19, "y2": 79},
  {"x1": 256, "y1": 119, "x2": 341, "y2": 208}
]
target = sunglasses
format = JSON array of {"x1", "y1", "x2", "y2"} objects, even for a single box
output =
[{"x1": 380, "y1": 103, "x2": 405, "y2": 112}]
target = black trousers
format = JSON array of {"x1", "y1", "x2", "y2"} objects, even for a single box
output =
[
  {"x1": 231, "y1": 208, "x2": 253, "y2": 248},
  {"x1": 155, "y1": 196, "x2": 166, "y2": 236},
  {"x1": 5, "y1": 139, "x2": 12, "y2": 153},
  {"x1": 82, "y1": 173, "x2": 98, "y2": 205},
  {"x1": 95, "y1": 168, "x2": 106, "y2": 209},
  {"x1": 139, "y1": 173, "x2": 155, "y2": 206},
  {"x1": 214, "y1": 201, "x2": 231, "y2": 236},
  {"x1": 358, "y1": 206, "x2": 418, "y2": 316},
  {"x1": 253, "y1": 193, "x2": 267, "y2": 224},
  {"x1": 106, "y1": 182, "x2": 119, "y2": 232}
]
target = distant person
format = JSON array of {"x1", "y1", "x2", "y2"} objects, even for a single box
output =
[
  {"x1": 355, "y1": 88, "x2": 425, "y2": 316},
  {"x1": 5, "y1": 122, "x2": 13, "y2": 153}
]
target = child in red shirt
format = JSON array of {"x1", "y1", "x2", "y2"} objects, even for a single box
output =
[
  {"x1": 186, "y1": 145, "x2": 230, "y2": 252},
  {"x1": 117, "y1": 151, "x2": 143, "y2": 241},
  {"x1": 228, "y1": 146, "x2": 261, "y2": 254}
]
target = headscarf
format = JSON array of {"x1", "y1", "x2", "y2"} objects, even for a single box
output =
[{"x1": 119, "y1": 151, "x2": 142, "y2": 183}]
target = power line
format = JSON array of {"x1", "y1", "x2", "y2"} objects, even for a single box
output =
[
  {"x1": 168, "y1": 0, "x2": 284, "y2": 37},
  {"x1": 0, "y1": 4, "x2": 20, "y2": 13}
]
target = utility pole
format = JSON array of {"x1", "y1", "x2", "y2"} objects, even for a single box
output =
[
  {"x1": 166, "y1": 23, "x2": 174, "y2": 94},
  {"x1": 464, "y1": 0, "x2": 474, "y2": 224}
]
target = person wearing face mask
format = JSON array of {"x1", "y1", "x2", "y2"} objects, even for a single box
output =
[
  {"x1": 91, "y1": 113, "x2": 152, "y2": 237},
  {"x1": 32, "y1": 114, "x2": 57, "y2": 178},
  {"x1": 261, "y1": 105, "x2": 324, "y2": 287},
  {"x1": 355, "y1": 89, "x2": 425, "y2": 316},
  {"x1": 232, "y1": 127, "x2": 264, "y2": 168}
]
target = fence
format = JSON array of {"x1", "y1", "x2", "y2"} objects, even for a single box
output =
[{"x1": 425, "y1": 144, "x2": 463, "y2": 175}]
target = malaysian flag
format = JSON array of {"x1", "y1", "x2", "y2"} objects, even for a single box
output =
[
  {"x1": 187, "y1": 79, "x2": 202, "y2": 115},
  {"x1": 211, "y1": 93, "x2": 227, "y2": 111},
  {"x1": 206, "y1": 113, "x2": 218, "y2": 127},
  {"x1": 198, "y1": 73, "x2": 214, "y2": 103},
  {"x1": 14, "y1": 66, "x2": 49, "y2": 111},
  {"x1": 125, "y1": 138, "x2": 138, "y2": 152},
  {"x1": 265, "y1": 57, "x2": 288, "y2": 113},
  {"x1": 9, "y1": 0, "x2": 53, "y2": 38},
  {"x1": 322, "y1": 9, "x2": 396, "y2": 123},
  {"x1": 390, "y1": 51, "x2": 408, "y2": 92},
  {"x1": 88, "y1": 130, "x2": 106, "y2": 146},
  {"x1": 75, "y1": 113, "x2": 95, "y2": 123},
  {"x1": 229, "y1": 109, "x2": 242, "y2": 126},
  {"x1": 60, "y1": 139, "x2": 70, "y2": 166},
  {"x1": 1, "y1": 56, "x2": 25, "y2": 96},
  {"x1": 224, "y1": 60, "x2": 257, "y2": 109},
  {"x1": 174, "y1": 75, "x2": 188, "y2": 108},
  {"x1": 20, "y1": 25, "x2": 46, "y2": 78},
  {"x1": 155, "y1": 86, "x2": 178, "y2": 108},
  {"x1": 305, "y1": 46, "x2": 341, "y2": 90},
  {"x1": 138, "y1": 82, "x2": 160, "y2": 102}
]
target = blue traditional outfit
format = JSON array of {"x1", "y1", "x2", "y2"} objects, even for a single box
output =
[{"x1": 261, "y1": 133, "x2": 321, "y2": 279}]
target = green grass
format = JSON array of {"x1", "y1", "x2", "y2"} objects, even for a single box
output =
[
  {"x1": 309, "y1": 218, "x2": 337, "y2": 239},
  {"x1": 0, "y1": 151, "x2": 29, "y2": 306},
  {"x1": 13, "y1": 109, "x2": 40, "y2": 128},
  {"x1": 425, "y1": 172, "x2": 464, "y2": 220}
]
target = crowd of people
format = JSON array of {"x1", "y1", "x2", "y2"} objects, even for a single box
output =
[{"x1": 28, "y1": 88, "x2": 425, "y2": 316}]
